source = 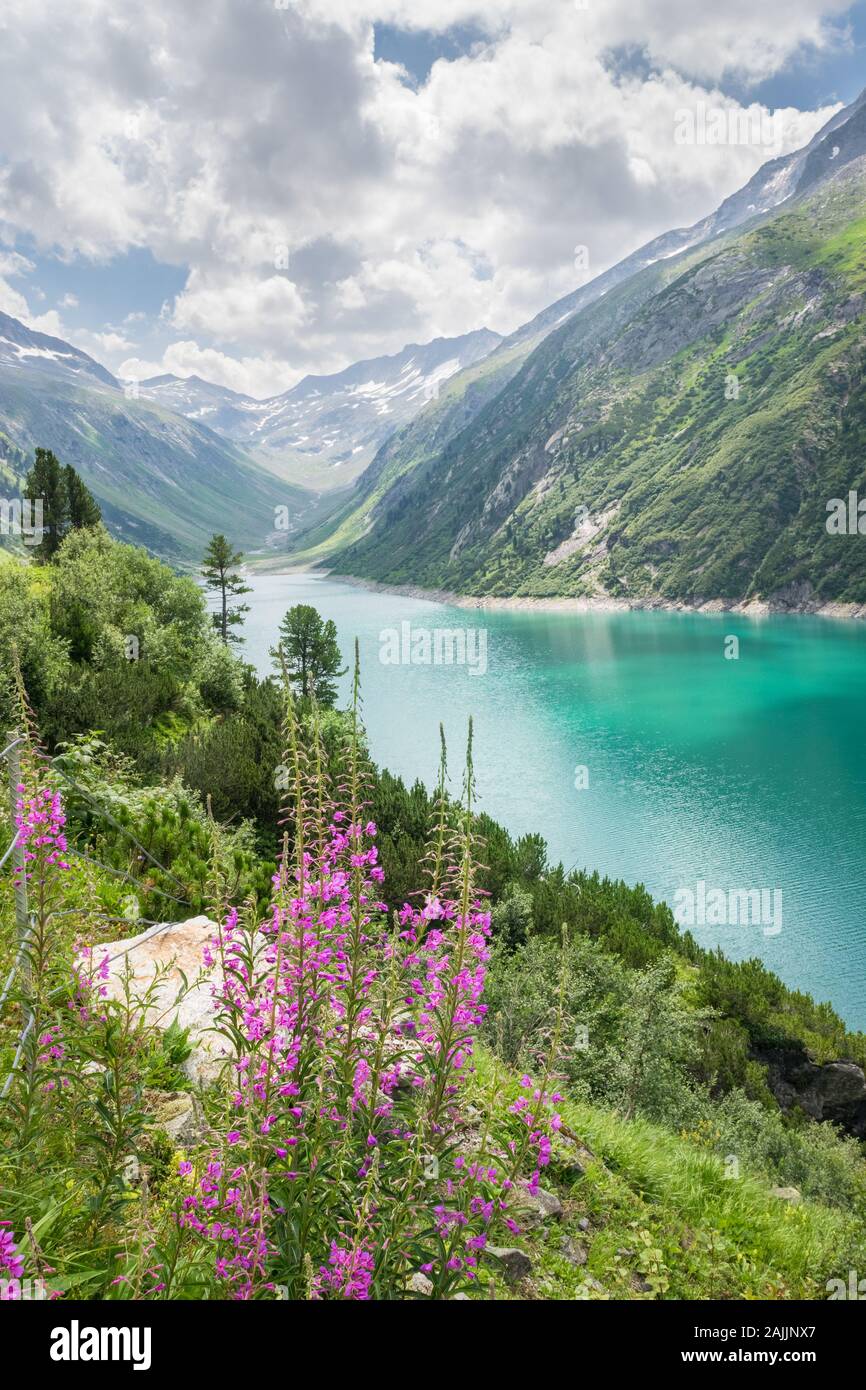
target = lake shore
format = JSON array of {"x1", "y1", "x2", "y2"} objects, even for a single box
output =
[{"x1": 290, "y1": 568, "x2": 866, "y2": 621}]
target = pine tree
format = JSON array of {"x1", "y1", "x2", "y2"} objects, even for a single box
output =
[
  {"x1": 270, "y1": 603, "x2": 346, "y2": 705},
  {"x1": 202, "y1": 534, "x2": 251, "y2": 645},
  {"x1": 24, "y1": 448, "x2": 69, "y2": 561},
  {"x1": 64, "y1": 464, "x2": 102, "y2": 529}
]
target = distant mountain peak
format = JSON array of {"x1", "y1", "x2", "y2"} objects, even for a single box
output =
[
  {"x1": 0, "y1": 311, "x2": 118, "y2": 390},
  {"x1": 140, "y1": 327, "x2": 503, "y2": 488}
]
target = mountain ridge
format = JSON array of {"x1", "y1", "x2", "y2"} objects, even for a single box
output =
[
  {"x1": 303, "y1": 87, "x2": 866, "y2": 611},
  {"x1": 0, "y1": 311, "x2": 311, "y2": 563},
  {"x1": 140, "y1": 328, "x2": 502, "y2": 490}
]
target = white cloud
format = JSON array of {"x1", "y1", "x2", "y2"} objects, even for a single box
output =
[
  {"x1": 72, "y1": 328, "x2": 136, "y2": 356},
  {"x1": 0, "y1": 263, "x2": 64, "y2": 337},
  {"x1": 0, "y1": 249, "x2": 62, "y2": 332},
  {"x1": 0, "y1": 0, "x2": 853, "y2": 392},
  {"x1": 172, "y1": 272, "x2": 308, "y2": 348},
  {"x1": 119, "y1": 341, "x2": 301, "y2": 399},
  {"x1": 0, "y1": 250, "x2": 35, "y2": 278}
]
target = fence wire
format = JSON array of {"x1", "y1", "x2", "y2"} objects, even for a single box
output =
[{"x1": 1, "y1": 735, "x2": 204, "y2": 1099}]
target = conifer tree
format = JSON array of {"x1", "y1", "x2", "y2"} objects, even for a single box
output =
[
  {"x1": 202, "y1": 533, "x2": 251, "y2": 645},
  {"x1": 270, "y1": 603, "x2": 346, "y2": 705},
  {"x1": 24, "y1": 448, "x2": 69, "y2": 560},
  {"x1": 63, "y1": 464, "x2": 102, "y2": 529}
]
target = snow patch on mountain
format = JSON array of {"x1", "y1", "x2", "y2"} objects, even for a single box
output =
[{"x1": 141, "y1": 330, "x2": 500, "y2": 487}]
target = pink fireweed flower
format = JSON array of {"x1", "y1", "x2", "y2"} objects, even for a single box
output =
[
  {"x1": 14, "y1": 785, "x2": 70, "y2": 880},
  {"x1": 0, "y1": 1226, "x2": 24, "y2": 1284},
  {"x1": 172, "y1": 809, "x2": 517, "y2": 1295},
  {"x1": 313, "y1": 1242, "x2": 375, "y2": 1301}
]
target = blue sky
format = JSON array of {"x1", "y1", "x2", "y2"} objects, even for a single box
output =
[
  {"x1": 373, "y1": 22, "x2": 493, "y2": 81},
  {"x1": 1, "y1": 0, "x2": 864, "y2": 396},
  {"x1": 378, "y1": 6, "x2": 866, "y2": 105},
  {"x1": 734, "y1": 1, "x2": 866, "y2": 107}
]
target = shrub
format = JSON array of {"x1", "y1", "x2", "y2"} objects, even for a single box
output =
[{"x1": 0, "y1": 699, "x2": 563, "y2": 1300}]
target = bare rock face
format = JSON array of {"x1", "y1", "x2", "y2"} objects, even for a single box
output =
[
  {"x1": 755, "y1": 1046, "x2": 866, "y2": 1139},
  {"x1": 81, "y1": 916, "x2": 227, "y2": 1083}
]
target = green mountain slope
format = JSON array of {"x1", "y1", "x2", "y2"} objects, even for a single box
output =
[
  {"x1": 327, "y1": 156, "x2": 866, "y2": 611},
  {"x1": 1, "y1": 379, "x2": 311, "y2": 565},
  {"x1": 0, "y1": 313, "x2": 311, "y2": 564},
  {"x1": 283, "y1": 336, "x2": 533, "y2": 567}
]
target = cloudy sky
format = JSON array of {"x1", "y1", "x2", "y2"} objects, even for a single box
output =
[{"x1": 1, "y1": 0, "x2": 865, "y2": 398}]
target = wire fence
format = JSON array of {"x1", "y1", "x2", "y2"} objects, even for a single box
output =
[{"x1": 0, "y1": 728, "x2": 198, "y2": 1097}]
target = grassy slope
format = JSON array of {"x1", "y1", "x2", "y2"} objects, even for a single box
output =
[
  {"x1": 0, "y1": 689, "x2": 862, "y2": 1302},
  {"x1": 474, "y1": 1054, "x2": 864, "y2": 1301}
]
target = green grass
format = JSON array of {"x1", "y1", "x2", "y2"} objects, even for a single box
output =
[{"x1": 473, "y1": 1052, "x2": 865, "y2": 1301}]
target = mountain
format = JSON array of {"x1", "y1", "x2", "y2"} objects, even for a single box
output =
[
  {"x1": 505, "y1": 87, "x2": 866, "y2": 352},
  {"x1": 137, "y1": 373, "x2": 261, "y2": 439},
  {"x1": 0, "y1": 312, "x2": 118, "y2": 390},
  {"x1": 140, "y1": 330, "x2": 501, "y2": 490},
  {"x1": 0, "y1": 312, "x2": 310, "y2": 564},
  {"x1": 310, "y1": 90, "x2": 866, "y2": 612},
  {"x1": 288, "y1": 93, "x2": 866, "y2": 573}
]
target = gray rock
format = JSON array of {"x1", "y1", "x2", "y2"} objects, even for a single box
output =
[
  {"x1": 560, "y1": 1237, "x2": 588, "y2": 1266},
  {"x1": 145, "y1": 1091, "x2": 207, "y2": 1147},
  {"x1": 487, "y1": 1246, "x2": 532, "y2": 1283},
  {"x1": 409, "y1": 1272, "x2": 433, "y2": 1296},
  {"x1": 577, "y1": 1217, "x2": 590, "y2": 1232},
  {"x1": 755, "y1": 1046, "x2": 866, "y2": 1140},
  {"x1": 769, "y1": 1186, "x2": 802, "y2": 1204},
  {"x1": 79, "y1": 917, "x2": 230, "y2": 1084},
  {"x1": 514, "y1": 1185, "x2": 564, "y2": 1227}
]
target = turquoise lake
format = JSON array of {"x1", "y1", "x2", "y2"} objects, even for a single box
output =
[{"x1": 241, "y1": 572, "x2": 866, "y2": 1030}]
